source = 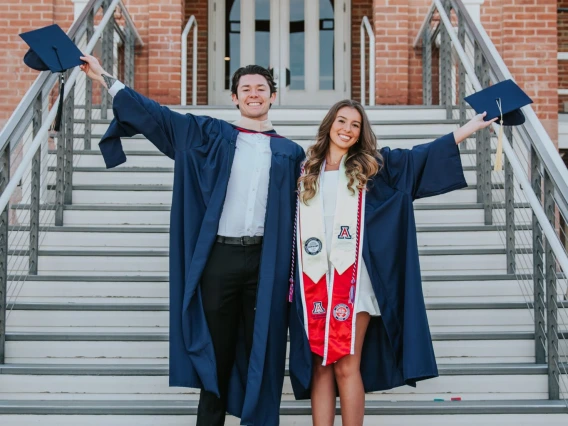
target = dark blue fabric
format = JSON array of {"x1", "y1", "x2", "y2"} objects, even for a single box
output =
[
  {"x1": 99, "y1": 87, "x2": 305, "y2": 425},
  {"x1": 289, "y1": 133, "x2": 468, "y2": 399}
]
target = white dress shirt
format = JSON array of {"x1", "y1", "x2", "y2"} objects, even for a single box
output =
[
  {"x1": 218, "y1": 131, "x2": 272, "y2": 237},
  {"x1": 107, "y1": 80, "x2": 272, "y2": 237}
]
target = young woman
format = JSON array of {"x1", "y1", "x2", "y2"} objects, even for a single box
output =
[{"x1": 288, "y1": 99, "x2": 495, "y2": 426}]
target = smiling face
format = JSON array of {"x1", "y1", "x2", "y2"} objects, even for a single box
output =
[
  {"x1": 231, "y1": 74, "x2": 277, "y2": 121},
  {"x1": 329, "y1": 107, "x2": 362, "y2": 154}
]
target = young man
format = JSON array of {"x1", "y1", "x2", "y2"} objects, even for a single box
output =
[{"x1": 80, "y1": 55, "x2": 304, "y2": 426}]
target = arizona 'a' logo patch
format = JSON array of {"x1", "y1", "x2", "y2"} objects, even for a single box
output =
[
  {"x1": 312, "y1": 301, "x2": 326, "y2": 316},
  {"x1": 337, "y1": 226, "x2": 352, "y2": 239}
]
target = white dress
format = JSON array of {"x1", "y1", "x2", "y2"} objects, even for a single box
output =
[{"x1": 322, "y1": 170, "x2": 380, "y2": 316}]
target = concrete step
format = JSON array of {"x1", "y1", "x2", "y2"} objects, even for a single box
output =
[
  {"x1": 42, "y1": 183, "x2": 504, "y2": 205},
  {"x1": 5, "y1": 302, "x2": 562, "y2": 333},
  {"x1": 0, "y1": 364, "x2": 562, "y2": 401},
  {"x1": 4, "y1": 331, "x2": 555, "y2": 365},
  {"x1": 6, "y1": 274, "x2": 565, "y2": 304},
  {"x1": 49, "y1": 148, "x2": 486, "y2": 169},
  {"x1": 6, "y1": 247, "x2": 535, "y2": 276},
  {"x1": 0, "y1": 363, "x2": 563, "y2": 401},
  {"x1": 1, "y1": 399, "x2": 567, "y2": 425},
  {"x1": 7, "y1": 224, "x2": 533, "y2": 250},
  {"x1": 45, "y1": 165, "x2": 508, "y2": 187},
  {"x1": 71, "y1": 133, "x2": 482, "y2": 152},
  {"x1": 11, "y1": 202, "x2": 534, "y2": 226},
  {"x1": 74, "y1": 105, "x2": 454, "y2": 121},
  {"x1": 76, "y1": 120, "x2": 460, "y2": 139}
]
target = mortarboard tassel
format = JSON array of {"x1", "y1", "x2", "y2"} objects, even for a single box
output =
[
  {"x1": 52, "y1": 46, "x2": 65, "y2": 133},
  {"x1": 494, "y1": 98, "x2": 504, "y2": 172},
  {"x1": 53, "y1": 73, "x2": 65, "y2": 132}
]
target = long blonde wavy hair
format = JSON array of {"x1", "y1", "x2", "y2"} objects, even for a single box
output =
[{"x1": 299, "y1": 99, "x2": 382, "y2": 203}]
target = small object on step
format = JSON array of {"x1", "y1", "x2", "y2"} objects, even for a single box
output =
[
  {"x1": 451, "y1": 397, "x2": 462, "y2": 401},
  {"x1": 433, "y1": 398, "x2": 444, "y2": 402}
]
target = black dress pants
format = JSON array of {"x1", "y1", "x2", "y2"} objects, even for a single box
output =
[{"x1": 196, "y1": 241, "x2": 261, "y2": 426}]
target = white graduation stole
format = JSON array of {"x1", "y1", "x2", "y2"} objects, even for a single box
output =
[{"x1": 297, "y1": 157, "x2": 365, "y2": 365}]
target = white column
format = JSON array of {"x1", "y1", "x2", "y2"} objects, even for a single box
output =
[
  {"x1": 462, "y1": 0, "x2": 484, "y2": 24},
  {"x1": 72, "y1": 0, "x2": 89, "y2": 20}
]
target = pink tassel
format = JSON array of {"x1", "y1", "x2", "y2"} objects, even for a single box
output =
[{"x1": 288, "y1": 278, "x2": 294, "y2": 303}]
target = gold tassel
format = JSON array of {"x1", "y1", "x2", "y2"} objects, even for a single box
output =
[{"x1": 494, "y1": 120, "x2": 503, "y2": 172}]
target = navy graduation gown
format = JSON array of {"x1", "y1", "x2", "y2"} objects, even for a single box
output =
[
  {"x1": 98, "y1": 87, "x2": 304, "y2": 425},
  {"x1": 289, "y1": 133, "x2": 467, "y2": 398}
]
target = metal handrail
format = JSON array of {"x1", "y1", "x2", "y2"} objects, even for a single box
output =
[
  {"x1": 0, "y1": 0, "x2": 142, "y2": 364},
  {"x1": 181, "y1": 15, "x2": 198, "y2": 106},
  {"x1": 360, "y1": 16, "x2": 375, "y2": 106},
  {"x1": 449, "y1": 0, "x2": 568, "y2": 221},
  {"x1": 0, "y1": 0, "x2": 142, "y2": 154},
  {"x1": 433, "y1": 0, "x2": 568, "y2": 275},
  {"x1": 0, "y1": 0, "x2": 121, "y2": 214},
  {"x1": 417, "y1": 0, "x2": 568, "y2": 402}
]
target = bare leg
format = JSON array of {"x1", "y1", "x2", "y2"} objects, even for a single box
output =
[
  {"x1": 333, "y1": 312, "x2": 371, "y2": 426},
  {"x1": 311, "y1": 354, "x2": 337, "y2": 426}
]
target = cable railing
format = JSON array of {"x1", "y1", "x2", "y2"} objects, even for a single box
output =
[
  {"x1": 416, "y1": 0, "x2": 568, "y2": 403},
  {"x1": 181, "y1": 15, "x2": 198, "y2": 106},
  {"x1": 0, "y1": 0, "x2": 142, "y2": 363},
  {"x1": 360, "y1": 16, "x2": 375, "y2": 107}
]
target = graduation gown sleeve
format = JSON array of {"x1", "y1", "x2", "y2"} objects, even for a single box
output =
[
  {"x1": 380, "y1": 132, "x2": 466, "y2": 200},
  {"x1": 98, "y1": 86, "x2": 218, "y2": 168}
]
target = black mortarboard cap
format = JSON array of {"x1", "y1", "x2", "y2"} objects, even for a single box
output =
[
  {"x1": 464, "y1": 79, "x2": 533, "y2": 126},
  {"x1": 20, "y1": 24, "x2": 84, "y2": 73},
  {"x1": 19, "y1": 24, "x2": 84, "y2": 131}
]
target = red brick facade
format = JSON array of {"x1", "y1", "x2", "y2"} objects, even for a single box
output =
[{"x1": 0, "y1": 0, "x2": 563, "y2": 142}]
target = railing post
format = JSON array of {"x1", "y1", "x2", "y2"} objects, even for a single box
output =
[
  {"x1": 544, "y1": 170, "x2": 560, "y2": 399},
  {"x1": 504, "y1": 127, "x2": 515, "y2": 274},
  {"x1": 422, "y1": 24, "x2": 432, "y2": 106},
  {"x1": 457, "y1": 9, "x2": 467, "y2": 128},
  {"x1": 101, "y1": 0, "x2": 114, "y2": 120},
  {"x1": 473, "y1": 42, "x2": 492, "y2": 225},
  {"x1": 0, "y1": 144, "x2": 9, "y2": 364},
  {"x1": 474, "y1": 42, "x2": 485, "y2": 205},
  {"x1": 532, "y1": 147, "x2": 546, "y2": 365},
  {"x1": 125, "y1": 24, "x2": 135, "y2": 88},
  {"x1": 84, "y1": 8, "x2": 94, "y2": 151},
  {"x1": 64, "y1": 71, "x2": 75, "y2": 205},
  {"x1": 440, "y1": 0, "x2": 453, "y2": 119},
  {"x1": 30, "y1": 93, "x2": 42, "y2": 275}
]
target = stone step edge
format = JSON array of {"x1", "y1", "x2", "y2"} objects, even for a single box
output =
[
  {"x1": 10, "y1": 202, "x2": 532, "y2": 211},
  {"x1": 0, "y1": 362, "x2": 558, "y2": 377},
  {"x1": 7, "y1": 224, "x2": 534, "y2": 233},
  {"x1": 8, "y1": 301, "x2": 568, "y2": 312},
  {"x1": 0, "y1": 399, "x2": 565, "y2": 415},
  {"x1": 6, "y1": 331, "x2": 566, "y2": 342}
]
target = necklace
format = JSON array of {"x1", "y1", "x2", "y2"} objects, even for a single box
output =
[{"x1": 327, "y1": 156, "x2": 341, "y2": 165}]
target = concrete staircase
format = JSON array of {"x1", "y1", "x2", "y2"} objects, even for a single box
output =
[{"x1": 1, "y1": 106, "x2": 567, "y2": 425}]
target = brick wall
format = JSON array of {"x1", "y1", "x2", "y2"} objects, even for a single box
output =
[
  {"x1": 374, "y1": 0, "x2": 410, "y2": 104},
  {"x1": 558, "y1": 0, "x2": 568, "y2": 112},
  {"x1": 352, "y1": 0, "x2": 373, "y2": 103},
  {"x1": 500, "y1": 0, "x2": 558, "y2": 142},
  {"x1": 0, "y1": 0, "x2": 59, "y2": 129},
  {"x1": 184, "y1": 0, "x2": 208, "y2": 105},
  {"x1": 147, "y1": 0, "x2": 183, "y2": 104}
]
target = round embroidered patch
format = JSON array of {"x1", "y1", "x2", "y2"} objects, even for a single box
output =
[
  {"x1": 304, "y1": 237, "x2": 323, "y2": 256},
  {"x1": 333, "y1": 303, "x2": 351, "y2": 322}
]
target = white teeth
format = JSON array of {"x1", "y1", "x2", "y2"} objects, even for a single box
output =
[
  {"x1": 248, "y1": 103, "x2": 261, "y2": 106},
  {"x1": 339, "y1": 135, "x2": 350, "y2": 141}
]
